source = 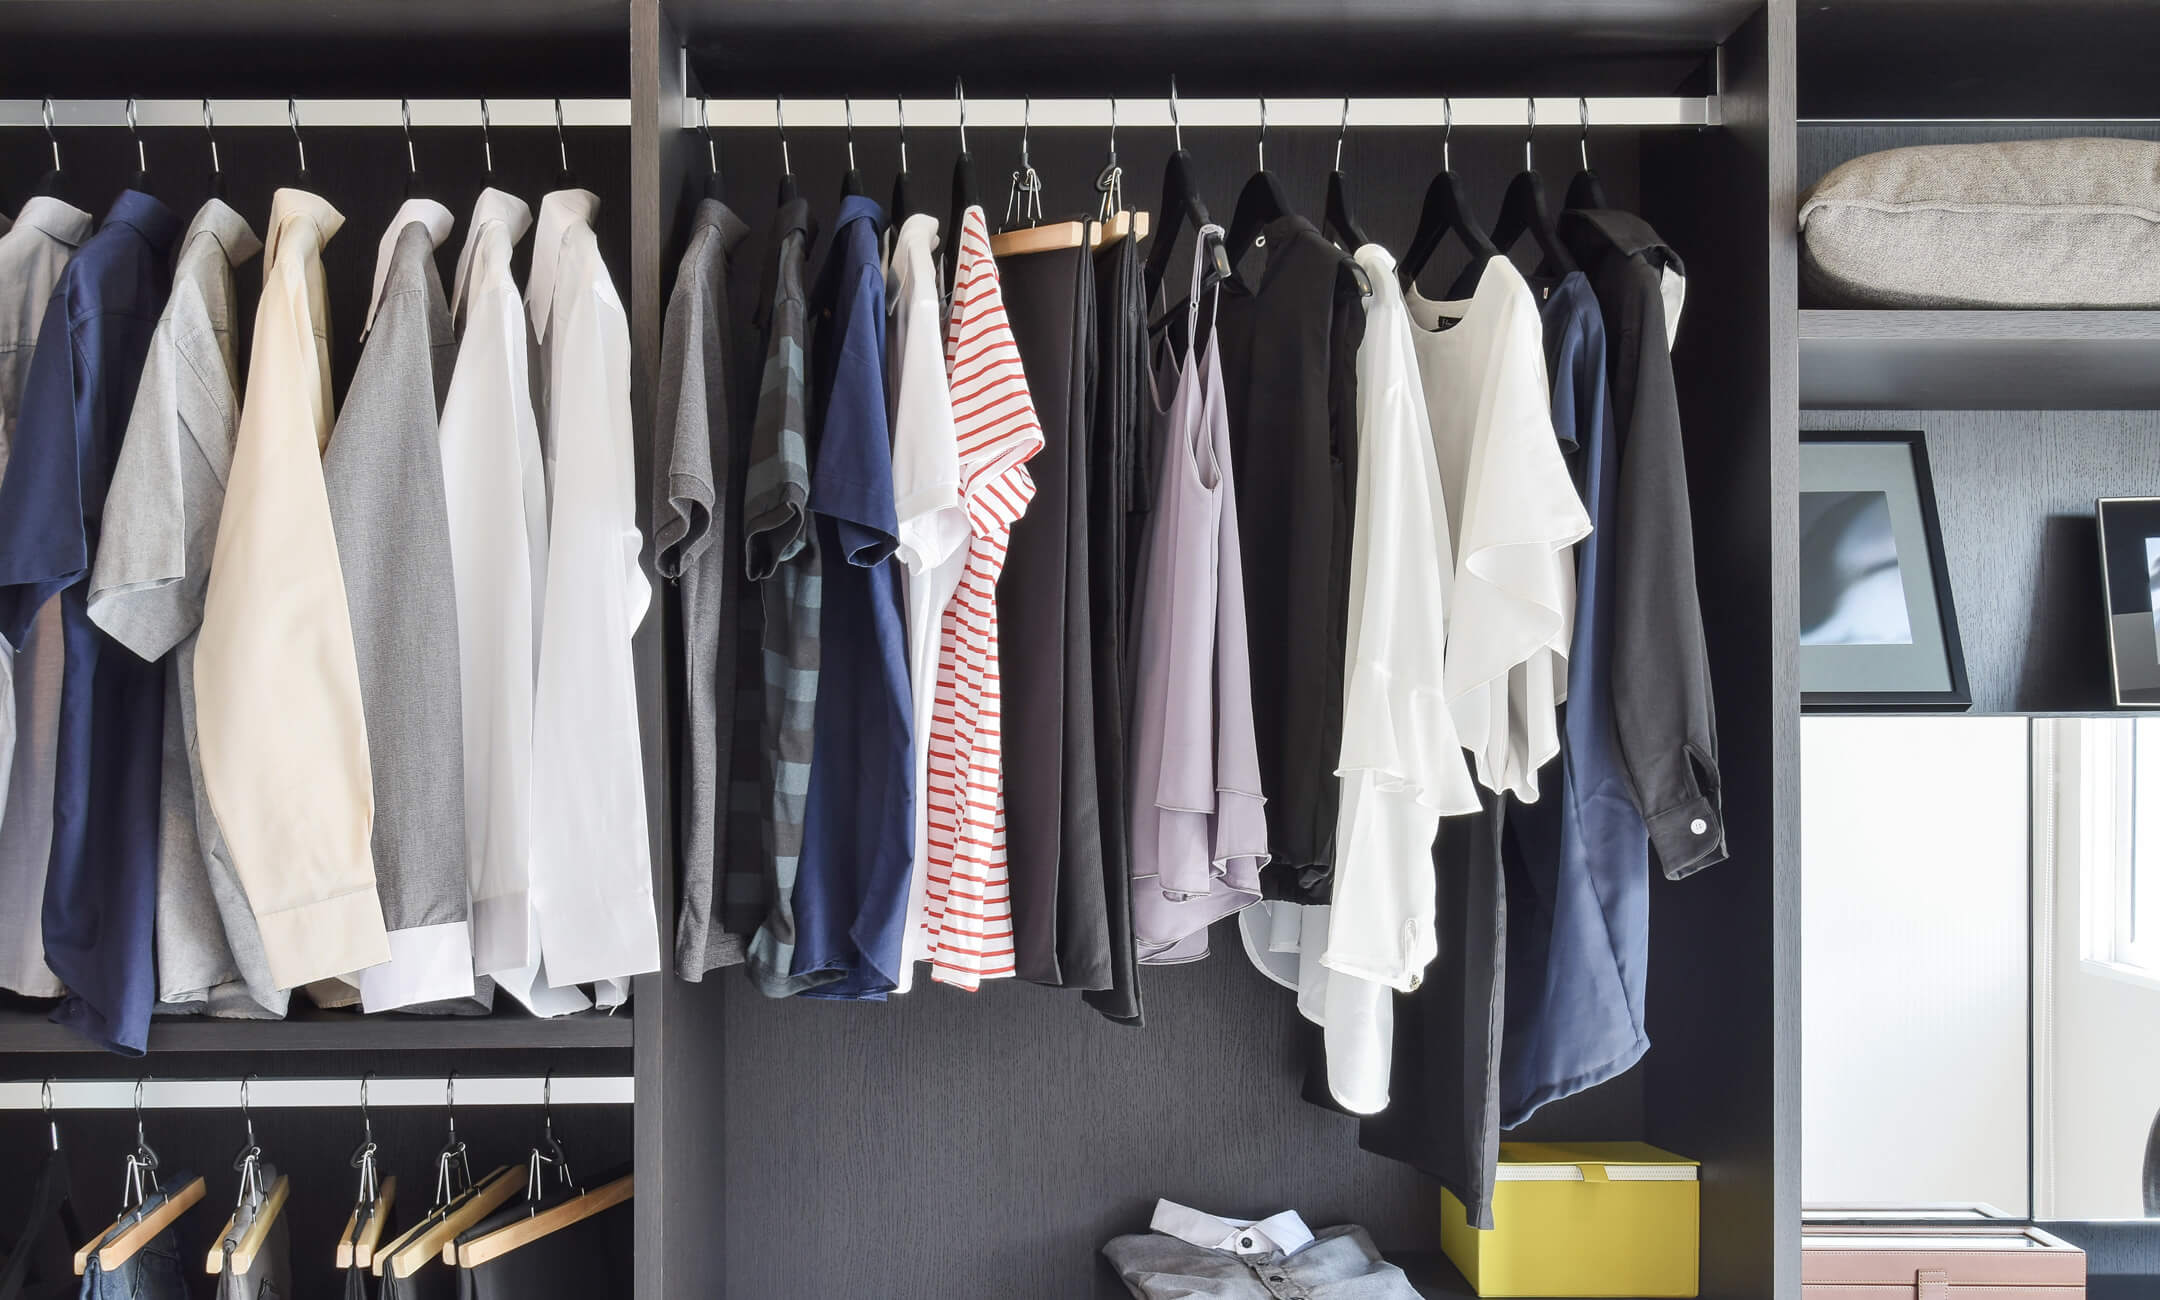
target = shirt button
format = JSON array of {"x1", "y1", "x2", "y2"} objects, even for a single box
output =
[
  {"x1": 1690, "y1": 818, "x2": 1708, "y2": 835},
  {"x1": 1239, "y1": 1236, "x2": 1254, "y2": 1250}
]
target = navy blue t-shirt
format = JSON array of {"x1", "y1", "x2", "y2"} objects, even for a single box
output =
[
  {"x1": 0, "y1": 190, "x2": 179, "y2": 1054},
  {"x1": 791, "y1": 194, "x2": 914, "y2": 1000}
]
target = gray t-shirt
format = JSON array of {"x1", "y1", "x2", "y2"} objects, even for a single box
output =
[
  {"x1": 86, "y1": 198, "x2": 280, "y2": 1017},
  {"x1": 0, "y1": 196, "x2": 91, "y2": 1000},
  {"x1": 654, "y1": 198, "x2": 753, "y2": 979}
]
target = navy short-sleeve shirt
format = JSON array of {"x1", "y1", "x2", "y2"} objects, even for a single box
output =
[
  {"x1": 0, "y1": 190, "x2": 179, "y2": 1053},
  {"x1": 791, "y1": 194, "x2": 914, "y2": 999}
]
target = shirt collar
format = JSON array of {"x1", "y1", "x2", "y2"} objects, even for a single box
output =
[
  {"x1": 1149, "y1": 1201, "x2": 1315, "y2": 1258},
  {"x1": 364, "y1": 197, "x2": 455, "y2": 338},
  {"x1": 833, "y1": 193, "x2": 883, "y2": 238},
  {"x1": 101, "y1": 189, "x2": 182, "y2": 257},
  {"x1": 181, "y1": 198, "x2": 263, "y2": 270},
  {"x1": 771, "y1": 194, "x2": 814, "y2": 252},
  {"x1": 263, "y1": 188, "x2": 345, "y2": 270},
  {"x1": 526, "y1": 187, "x2": 600, "y2": 342},
  {"x1": 13, "y1": 195, "x2": 93, "y2": 248},
  {"x1": 451, "y1": 187, "x2": 533, "y2": 320},
  {"x1": 691, "y1": 197, "x2": 750, "y2": 257},
  {"x1": 1562, "y1": 207, "x2": 1684, "y2": 273}
]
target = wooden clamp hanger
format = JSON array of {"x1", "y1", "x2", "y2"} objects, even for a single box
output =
[
  {"x1": 336, "y1": 1074, "x2": 396, "y2": 1269},
  {"x1": 382, "y1": 1165, "x2": 520, "y2": 1278},
  {"x1": 989, "y1": 95, "x2": 1150, "y2": 259},
  {"x1": 205, "y1": 1076, "x2": 291, "y2": 1275},
  {"x1": 455, "y1": 1174, "x2": 634, "y2": 1270},
  {"x1": 76, "y1": 1079, "x2": 206, "y2": 1275}
]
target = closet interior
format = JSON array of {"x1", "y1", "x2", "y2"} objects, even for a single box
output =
[{"x1": 0, "y1": 0, "x2": 1806, "y2": 1296}]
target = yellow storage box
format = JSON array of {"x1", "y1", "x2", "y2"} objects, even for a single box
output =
[{"x1": 1440, "y1": 1141, "x2": 1700, "y2": 1298}]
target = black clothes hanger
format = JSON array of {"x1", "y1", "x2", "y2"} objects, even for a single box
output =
[
  {"x1": 123, "y1": 99, "x2": 153, "y2": 197},
  {"x1": 697, "y1": 98, "x2": 724, "y2": 202},
  {"x1": 889, "y1": 97, "x2": 917, "y2": 224},
  {"x1": 400, "y1": 100, "x2": 430, "y2": 200},
  {"x1": 203, "y1": 99, "x2": 228, "y2": 201},
  {"x1": 1324, "y1": 97, "x2": 1371, "y2": 251},
  {"x1": 1481, "y1": 100, "x2": 1577, "y2": 281},
  {"x1": 32, "y1": 100, "x2": 76, "y2": 206},
  {"x1": 1398, "y1": 98, "x2": 1499, "y2": 291},
  {"x1": 1221, "y1": 99, "x2": 1294, "y2": 270},
  {"x1": 1143, "y1": 78, "x2": 1232, "y2": 305},
  {"x1": 553, "y1": 100, "x2": 577, "y2": 191},
  {"x1": 946, "y1": 78, "x2": 981, "y2": 298},
  {"x1": 775, "y1": 95, "x2": 799, "y2": 207},
  {"x1": 1565, "y1": 97, "x2": 1614, "y2": 211},
  {"x1": 289, "y1": 97, "x2": 313, "y2": 189},
  {"x1": 839, "y1": 99, "x2": 865, "y2": 200}
]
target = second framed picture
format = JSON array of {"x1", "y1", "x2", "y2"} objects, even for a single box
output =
[{"x1": 1799, "y1": 431, "x2": 1970, "y2": 712}]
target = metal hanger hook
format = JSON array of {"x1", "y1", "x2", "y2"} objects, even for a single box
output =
[
  {"x1": 555, "y1": 98, "x2": 569, "y2": 174},
  {"x1": 1257, "y1": 96, "x2": 1267, "y2": 171},
  {"x1": 1020, "y1": 95, "x2": 1031, "y2": 170},
  {"x1": 41, "y1": 98, "x2": 58, "y2": 173},
  {"x1": 1107, "y1": 96, "x2": 1118, "y2": 165},
  {"x1": 954, "y1": 77, "x2": 967, "y2": 153},
  {"x1": 1442, "y1": 97, "x2": 1453, "y2": 171},
  {"x1": 1578, "y1": 95, "x2": 1591, "y2": 170},
  {"x1": 202, "y1": 98, "x2": 219, "y2": 176},
  {"x1": 775, "y1": 94, "x2": 791, "y2": 174},
  {"x1": 126, "y1": 97, "x2": 144, "y2": 173},
  {"x1": 844, "y1": 97, "x2": 857, "y2": 170},
  {"x1": 1335, "y1": 96, "x2": 1351, "y2": 171},
  {"x1": 134, "y1": 1076, "x2": 147, "y2": 1148},
  {"x1": 895, "y1": 95, "x2": 907, "y2": 171},
  {"x1": 239, "y1": 1073, "x2": 255, "y2": 1150},
  {"x1": 288, "y1": 97, "x2": 307, "y2": 175},
  {"x1": 43, "y1": 1077, "x2": 57, "y2": 1151},
  {"x1": 401, "y1": 99, "x2": 417, "y2": 175},
  {"x1": 701, "y1": 96, "x2": 717, "y2": 176},
  {"x1": 1169, "y1": 76, "x2": 1181, "y2": 151},
  {"x1": 1524, "y1": 96, "x2": 1536, "y2": 171},
  {"x1": 479, "y1": 97, "x2": 493, "y2": 175}
]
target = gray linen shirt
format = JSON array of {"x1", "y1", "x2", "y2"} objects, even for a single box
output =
[
  {"x1": 86, "y1": 198, "x2": 282, "y2": 1017},
  {"x1": 655, "y1": 199, "x2": 753, "y2": 978},
  {"x1": 1103, "y1": 1203, "x2": 1419, "y2": 1300},
  {"x1": 0, "y1": 196, "x2": 91, "y2": 999},
  {"x1": 323, "y1": 202, "x2": 477, "y2": 1012}
]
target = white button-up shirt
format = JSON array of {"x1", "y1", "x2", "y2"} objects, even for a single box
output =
[
  {"x1": 524, "y1": 189, "x2": 659, "y2": 1001},
  {"x1": 194, "y1": 188, "x2": 390, "y2": 990}
]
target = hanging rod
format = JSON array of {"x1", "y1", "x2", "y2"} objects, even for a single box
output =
[
  {"x1": 0, "y1": 1076, "x2": 632, "y2": 1110},
  {"x1": 691, "y1": 96, "x2": 1720, "y2": 131},
  {"x1": 0, "y1": 100, "x2": 630, "y2": 129}
]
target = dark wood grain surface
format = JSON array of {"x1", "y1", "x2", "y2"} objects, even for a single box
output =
[{"x1": 1801, "y1": 312, "x2": 2160, "y2": 411}]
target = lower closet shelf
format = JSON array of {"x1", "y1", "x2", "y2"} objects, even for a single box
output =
[
  {"x1": 1399, "y1": 1251, "x2": 1669, "y2": 1300},
  {"x1": 0, "y1": 1003, "x2": 632, "y2": 1052}
]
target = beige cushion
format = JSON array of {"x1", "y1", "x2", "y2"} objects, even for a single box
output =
[{"x1": 1799, "y1": 137, "x2": 2160, "y2": 307}]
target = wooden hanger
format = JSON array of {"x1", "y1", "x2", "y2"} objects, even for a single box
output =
[
  {"x1": 337, "y1": 1175, "x2": 398, "y2": 1269},
  {"x1": 74, "y1": 1176, "x2": 204, "y2": 1275},
  {"x1": 455, "y1": 1175, "x2": 633, "y2": 1270},
  {"x1": 989, "y1": 210, "x2": 1150, "y2": 258},
  {"x1": 203, "y1": 1174, "x2": 290, "y2": 1275},
  {"x1": 380, "y1": 1165, "x2": 520, "y2": 1279}
]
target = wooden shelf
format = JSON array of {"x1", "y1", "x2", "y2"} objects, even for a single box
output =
[
  {"x1": 1800, "y1": 310, "x2": 2160, "y2": 410},
  {"x1": 0, "y1": 1004, "x2": 631, "y2": 1053},
  {"x1": 1401, "y1": 1251, "x2": 1662, "y2": 1299}
]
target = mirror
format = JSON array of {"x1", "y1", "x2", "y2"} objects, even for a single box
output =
[{"x1": 1804, "y1": 715, "x2": 2160, "y2": 1223}]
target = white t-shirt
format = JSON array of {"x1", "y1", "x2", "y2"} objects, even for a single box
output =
[
  {"x1": 884, "y1": 213, "x2": 968, "y2": 993},
  {"x1": 1407, "y1": 256, "x2": 1589, "y2": 802}
]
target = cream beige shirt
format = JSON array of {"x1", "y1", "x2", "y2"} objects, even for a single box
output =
[{"x1": 194, "y1": 189, "x2": 389, "y2": 989}]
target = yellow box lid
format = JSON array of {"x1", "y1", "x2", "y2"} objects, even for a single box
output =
[{"x1": 1495, "y1": 1142, "x2": 1700, "y2": 1182}]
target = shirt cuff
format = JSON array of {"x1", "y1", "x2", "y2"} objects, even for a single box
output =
[
  {"x1": 360, "y1": 921, "x2": 478, "y2": 1012},
  {"x1": 1645, "y1": 796, "x2": 1727, "y2": 880},
  {"x1": 257, "y1": 889, "x2": 391, "y2": 990}
]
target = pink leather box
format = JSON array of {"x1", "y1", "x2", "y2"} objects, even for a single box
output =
[{"x1": 1803, "y1": 1225, "x2": 2086, "y2": 1299}]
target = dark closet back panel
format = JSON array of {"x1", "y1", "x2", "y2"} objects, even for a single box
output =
[
  {"x1": 655, "y1": 118, "x2": 1669, "y2": 1299},
  {"x1": 0, "y1": 124, "x2": 632, "y2": 402},
  {"x1": 0, "y1": 1048, "x2": 632, "y2": 1300}
]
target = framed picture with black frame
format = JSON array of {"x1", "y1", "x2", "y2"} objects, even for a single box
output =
[
  {"x1": 2094, "y1": 497, "x2": 2160, "y2": 708},
  {"x1": 1799, "y1": 431, "x2": 1970, "y2": 712}
]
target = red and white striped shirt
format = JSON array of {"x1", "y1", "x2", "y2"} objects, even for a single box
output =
[{"x1": 917, "y1": 205, "x2": 1043, "y2": 989}]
